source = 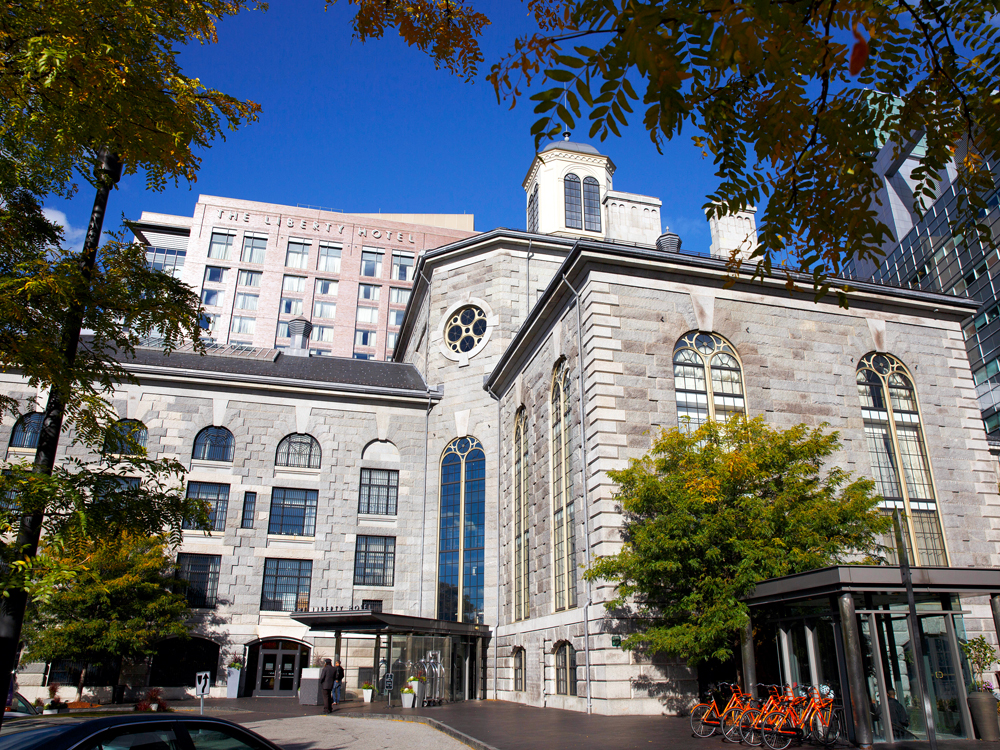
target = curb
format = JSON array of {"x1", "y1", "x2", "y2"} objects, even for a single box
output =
[{"x1": 337, "y1": 712, "x2": 501, "y2": 750}]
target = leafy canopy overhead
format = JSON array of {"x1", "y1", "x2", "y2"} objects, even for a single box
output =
[{"x1": 585, "y1": 417, "x2": 889, "y2": 666}]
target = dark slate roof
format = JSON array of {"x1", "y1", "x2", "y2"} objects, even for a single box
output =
[
  {"x1": 123, "y1": 345, "x2": 431, "y2": 394},
  {"x1": 539, "y1": 140, "x2": 602, "y2": 156}
]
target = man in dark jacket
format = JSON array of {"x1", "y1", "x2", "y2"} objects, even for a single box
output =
[
  {"x1": 331, "y1": 660, "x2": 345, "y2": 705},
  {"x1": 319, "y1": 659, "x2": 336, "y2": 713}
]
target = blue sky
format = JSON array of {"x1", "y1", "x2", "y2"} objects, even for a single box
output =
[{"x1": 45, "y1": 2, "x2": 718, "y2": 252}]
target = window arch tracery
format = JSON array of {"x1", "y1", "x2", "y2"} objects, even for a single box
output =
[
  {"x1": 672, "y1": 332, "x2": 746, "y2": 431},
  {"x1": 513, "y1": 409, "x2": 530, "y2": 621},
  {"x1": 103, "y1": 419, "x2": 148, "y2": 455},
  {"x1": 551, "y1": 361, "x2": 577, "y2": 611},
  {"x1": 276, "y1": 433, "x2": 321, "y2": 469},
  {"x1": 9, "y1": 413, "x2": 43, "y2": 450},
  {"x1": 438, "y1": 436, "x2": 485, "y2": 623},
  {"x1": 856, "y1": 352, "x2": 947, "y2": 565},
  {"x1": 192, "y1": 426, "x2": 235, "y2": 463}
]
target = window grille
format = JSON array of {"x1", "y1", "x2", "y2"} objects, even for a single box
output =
[
  {"x1": 184, "y1": 482, "x2": 230, "y2": 531},
  {"x1": 354, "y1": 535, "x2": 396, "y2": 587},
  {"x1": 275, "y1": 434, "x2": 321, "y2": 469},
  {"x1": 241, "y1": 492, "x2": 257, "y2": 529},
  {"x1": 268, "y1": 487, "x2": 318, "y2": 536},
  {"x1": 177, "y1": 553, "x2": 221, "y2": 608},
  {"x1": 261, "y1": 558, "x2": 312, "y2": 612},
  {"x1": 359, "y1": 469, "x2": 399, "y2": 515},
  {"x1": 192, "y1": 427, "x2": 235, "y2": 462}
]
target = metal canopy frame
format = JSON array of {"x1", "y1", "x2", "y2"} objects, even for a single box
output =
[{"x1": 291, "y1": 609, "x2": 491, "y2": 637}]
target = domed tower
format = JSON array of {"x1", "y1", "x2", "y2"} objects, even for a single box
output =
[{"x1": 522, "y1": 134, "x2": 615, "y2": 240}]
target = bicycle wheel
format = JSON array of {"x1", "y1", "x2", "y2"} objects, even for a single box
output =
[
  {"x1": 761, "y1": 710, "x2": 794, "y2": 750},
  {"x1": 721, "y1": 706, "x2": 745, "y2": 742},
  {"x1": 740, "y1": 708, "x2": 763, "y2": 747},
  {"x1": 821, "y1": 711, "x2": 842, "y2": 746},
  {"x1": 690, "y1": 703, "x2": 718, "y2": 738}
]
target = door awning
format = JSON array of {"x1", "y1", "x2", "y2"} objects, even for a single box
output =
[{"x1": 291, "y1": 609, "x2": 491, "y2": 637}]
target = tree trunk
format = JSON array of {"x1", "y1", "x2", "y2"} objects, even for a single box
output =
[
  {"x1": 0, "y1": 150, "x2": 121, "y2": 730},
  {"x1": 77, "y1": 666, "x2": 87, "y2": 704}
]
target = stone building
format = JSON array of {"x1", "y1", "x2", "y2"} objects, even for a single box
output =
[{"x1": 5, "y1": 140, "x2": 999, "y2": 721}]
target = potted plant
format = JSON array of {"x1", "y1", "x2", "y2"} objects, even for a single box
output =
[
  {"x1": 42, "y1": 682, "x2": 69, "y2": 714},
  {"x1": 961, "y1": 635, "x2": 1000, "y2": 740},
  {"x1": 400, "y1": 686, "x2": 416, "y2": 708},
  {"x1": 362, "y1": 682, "x2": 374, "y2": 703},
  {"x1": 407, "y1": 675, "x2": 425, "y2": 704},
  {"x1": 227, "y1": 659, "x2": 243, "y2": 700}
]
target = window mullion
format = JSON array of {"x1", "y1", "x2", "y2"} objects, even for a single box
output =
[
  {"x1": 703, "y1": 358, "x2": 715, "y2": 422},
  {"x1": 883, "y1": 379, "x2": 923, "y2": 565},
  {"x1": 457, "y1": 455, "x2": 466, "y2": 622}
]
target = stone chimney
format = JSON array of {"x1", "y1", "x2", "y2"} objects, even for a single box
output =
[{"x1": 286, "y1": 318, "x2": 312, "y2": 357}]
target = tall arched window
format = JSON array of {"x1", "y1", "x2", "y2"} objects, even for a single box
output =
[
  {"x1": 9, "y1": 413, "x2": 43, "y2": 450},
  {"x1": 513, "y1": 409, "x2": 530, "y2": 621},
  {"x1": 564, "y1": 174, "x2": 583, "y2": 229},
  {"x1": 527, "y1": 184, "x2": 539, "y2": 233},
  {"x1": 438, "y1": 436, "x2": 486, "y2": 623},
  {"x1": 582, "y1": 177, "x2": 601, "y2": 232},
  {"x1": 551, "y1": 362, "x2": 577, "y2": 611},
  {"x1": 555, "y1": 642, "x2": 577, "y2": 696},
  {"x1": 513, "y1": 647, "x2": 526, "y2": 692},
  {"x1": 276, "y1": 434, "x2": 321, "y2": 469},
  {"x1": 193, "y1": 427, "x2": 235, "y2": 463},
  {"x1": 857, "y1": 352, "x2": 947, "y2": 565},
  {"x1": 673, "y1": 332, "x2": 746, "y2": 432},
  {"x1": 103, "y1": 419, "x2": 148, "y2": 455}
]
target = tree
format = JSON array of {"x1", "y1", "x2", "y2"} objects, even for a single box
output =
[
  {"x1": 584, "y1": 416, "x2": 890, "y2": 666},
  {"x1": 22, "y1": 534, "x2": 192, "y2": 701}
]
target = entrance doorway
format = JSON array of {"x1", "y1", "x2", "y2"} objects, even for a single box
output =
[{"x1": 247, "y1": 640, "x2": 310, "y2": 697}]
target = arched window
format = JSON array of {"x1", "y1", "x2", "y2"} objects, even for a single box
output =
[
  {"x1": 9, "y1": 413, "x2": 43, "y2": 450},
  {"x1": 555, "y1": 642, "x2": 577, "y2": 696},
  {"x1": 276, "y1": 434, "x2": 321, "y2": 469},
  {"x1": 672, "y1": 332, "x2": 746, "y2": 432},
  {"x1": 103, "y1": 419, "x2": 148, "y2": 455},
  {"x1": 438, "y1": 436, "x2": 485, "y2": 623},
  {"x1": 583, "y1": 176, "x2": 601, "y2": 232},
  {"x1": 513, "y1": 647, "x2": 526, "y2": 692},
  {"x1": 564, "y1": 174, "x2": 583, "y2": 229},
  {"x1": 192, "y1": 426, "x2": 235, "y2": 463},
  {"x1": 513, "y1": 409, "x2": 530, "y2": 621},
  {"x1": 856, "y1": 352, "x2": 947, "y2": 565},
  {"x1": 527, "y1": 183, "x2": 539, "y2": 233},
  {"x1": 551, "y1": 362, "x2": 577, "y2": 611}
]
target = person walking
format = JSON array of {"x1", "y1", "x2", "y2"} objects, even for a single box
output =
[
  {"x1": 319, "y1": 659, "x2": 336, "y2": 714},
  {"x1": 331, "y1": 659, "x2": 345, "y2": 705}
]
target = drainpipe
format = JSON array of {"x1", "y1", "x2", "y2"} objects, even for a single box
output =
[
  {"x1": 559, "y1": 270, "x2": 593, "y2": 715},
  {"x1": 485, "y1": 384, "x2": 502, "y2": 699},
  {"x1": 525, "y1": 239, "x2": 533, "y2": 320},
  {"x1": 418, "y1": 269, "x2": 433, "y2": 616}
]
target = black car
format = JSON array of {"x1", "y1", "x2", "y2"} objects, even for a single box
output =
[{"x1": 0, "y1": 714, "x2": 283, "y2": 750}]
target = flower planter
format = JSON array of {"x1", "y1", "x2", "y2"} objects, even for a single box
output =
[
  {"x1": 968, "y1": 691, "x2": 1000, "y2": 740},
  {"x1": 226, "y1": 668, "x2": 242, "y2": 700},
  {"x1": 362, "y1": 689, "x2": 373, "y2": 703},
  {"x1": 400, "y1": 692, "x2": 416, "y2": 708},
  {"x1": 408, "y1": 680, "x2": 424, "y2": 704},
  {"x1": 42, "y1": 707, "x2": 69, "y2": 715}
]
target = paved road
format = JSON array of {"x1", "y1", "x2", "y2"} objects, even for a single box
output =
[{"x1": 245, "y1": 715, "x2": 469, "y2": 750}]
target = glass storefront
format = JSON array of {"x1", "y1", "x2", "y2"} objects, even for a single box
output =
[{"x1": 377, "y1": 634, "x2": 484, "y2": 703}]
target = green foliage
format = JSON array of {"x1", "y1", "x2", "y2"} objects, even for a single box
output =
[
  {"x1": 961, "y1": 635, "x2": 998, "y2": 691},
  {"x1": 485, "y1": 0, "x2": 1000, "y2": 299},
  {"x1": 584, "y1": 416, "x2": 889, "y2": 666},
  {"x1": 22, "y1": 533, "x2": 192, "y2": 671}
]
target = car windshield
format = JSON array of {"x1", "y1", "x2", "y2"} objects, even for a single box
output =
[{"x1": 0, "y1": 725, "x2": 78, "y2": 750}]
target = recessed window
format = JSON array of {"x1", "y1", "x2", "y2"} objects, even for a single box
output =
[
  {"x1": 201, "y1": 289, "x2": 223, "y2": 307},
  {"x1": 280, "y1": 298, "x2": 303, "y2": 316},
  {"x1": 354, "y1": 329, "x2": 377, "y2": 347},
  {"x1": 235, "y1": 293, "x2": 258, "y2": 311},
  {"x1": 527, "y1": 183, "x2": 539, "y2": 233},
  {"x1": 391, "y1": 252, "x2": 414, "y2": 281},
  {"x1": 353, "y1": 352, "x2": 371, "y2": 360},
  {"x1": 513, "y1": 409, "x2": 529, "y2": 621},
  {"x1": 356, "y1": 306, "x2": 378, "y2": 325},
  {"x1": 268, "y1": 487, "x2": 318, "y2": 536},
  {"x1": 555, "y1": 643, "x2": 577, "y2": 695},
  {"x1": 261, "y1": 558, "x2": 312, "y2": 612},
  {"x1": 204, "y1": 266, "x2": 226, "y2": 284},
  {"x1": 389, "y1": 309, "x2": 405, "y2": 327},
  {"x1": 285, "y1": 239, "x2": 310, "y2": 269},
  {"x1": 361, "y1": 249, "x2": 383, "y2": 277},
  {"x1": 311, "y1": 325, "x2": 335, "y2": 343},
  {"x1": 445, "y1": 305, "x2": 488, "y2": 355},
  {"x1": 359, "y1": 468, "x2": 399, "y2": 515},
  {"x1": 551, "y1": 363, "x2": 577, "y2": 611},
  {"x1": 318, "y1": 243, "x2": 341, "y2": 273},
  {"x1": 564, "y1": 174, "x2": 583, "y2": 230},
  {"x1": 310, "y1": 348, "x2": 331, "y2": 357},
  {"x1": 276, "y1": 321, "x2": 290, "y2": 339},
  {"x1": 192, "y1": 426, "x2": 235, "y2": 463},
  {"x1": 583, "y1": 177, "x2": 601, "y2": 232},
  {"x1": 184, "y1": 482, "x2": 230, "y2": 532},
  {"x1": 9, "y1": 413, "x2": 43, "y2": 450},
  {"x1": 389, "y1": 287, "x2": 410, "y2": 305},
  {"x1": 238, "y1": 270, "x2": 262, "y2": 287},
  {"x1": 177, "y1": 553, "x2": 221, "y2": 608},
  {"x1": 241, "y1": 491, "x2": 257, "y2": 529},
  {"x1": 386, "y1": 332, "x2": 398, "y2": 351},
  {"x1": 282, "y1": 275, "x2": 306, "y2": 293},
  {"x1": 231, "y1": 316, "x2": 255, "y2": 335},
  {"x1": 275, "y1": 433, "x2": 321, "y2": 469},
  {"x1": 241, "y1": 233, "x2": 267, "y2": 264},
  {"x1": 313, "y1": 301, "x2": 336, "y2": 319},
  {"x1": 673, "y1": 332, "x2": 745, "y2": 432},
  {"x1": 353, "y1": 535, "x2": 395, "y2": 587},
  {"x1": 103, "y1": 419, "x2": 148, "y2": 456},
  {"x1": 438, "y1": 436, "x2": 485, "y2": 623},
  {"x1": 146, "y1": 247, "x2": 186, "y2": 278},
  {"x1": 208, "y1": 231, "x2": 235, "y2": 260},
  {"x1": 358, "y1": 284, "x2": 381, "y2": 302},
  {"x1": 316, "y1": 279, "x2": 338, "y2": 296},
  {"x1": 513, "y1": 648, "x2": 525, "y2": 691}
]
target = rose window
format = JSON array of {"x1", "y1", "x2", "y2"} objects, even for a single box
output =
[{"x1": 445, "y1": 306, "x2": 489, "y2": 354}]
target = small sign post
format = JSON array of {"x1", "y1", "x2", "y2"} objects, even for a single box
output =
[
  {"x1": 195, "y1": 671, "x2": 211, "y2": 715},
  {"x1": 384, "y1": 673, "x2": 394, "y2": 707}
]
